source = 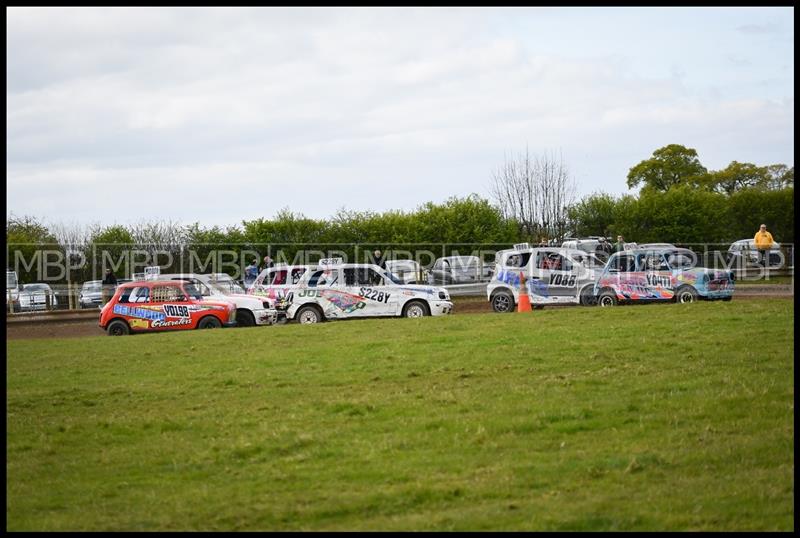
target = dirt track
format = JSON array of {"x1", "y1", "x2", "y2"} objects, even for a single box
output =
[{"x1": 6, "y1": 291, "x2": 793, "y2": 341}]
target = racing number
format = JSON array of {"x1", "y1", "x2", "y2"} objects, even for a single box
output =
[
  {"x1": 548, "y1": 274, "x2": 577, "y2": 287},
  {"x1": 359, "y1": 287, "x2": 391, "y2": 303}
]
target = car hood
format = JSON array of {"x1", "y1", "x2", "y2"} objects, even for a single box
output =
[
  {"x1": 211, "y1": 293, "x2": 272, "y2": 309},
  {"x1": 396, "y1": 284, "x2": 448, "y2": 296}
]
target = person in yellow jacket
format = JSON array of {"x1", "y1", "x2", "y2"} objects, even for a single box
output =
[{"x1": 754, "y1": 224, "x2": 775, "y2": 265}]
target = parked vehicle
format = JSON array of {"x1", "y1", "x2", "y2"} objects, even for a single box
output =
[
  {"x1": 594, "y1": 247, "x2": 735, "y2": 306},
  {"x1": 252, "y1": 259, "x2": 453, "y2": 324},
  {"x1": 561, "y1": 237, "x2": 614, "y2": 261},
  {"x1": 487, "y1": 243, "x2": 605, "y2": 312},
  {"x1": 7, "y1": 270, "x2": 20, "y2": 311},
  {"x1": 18, "y1": 283, "x2": 58, "y2": 311},
  {"x1": 384, "y1": 259, "x2": 426, "y2": 284},
  {"x1": 727, "y1": 239, "x2": 783, "y2": 268},
  {"x1": 79, "y1": 280, "x2": 104, "y2": 309},
  {"x1": 160, "y1": 272, "x2": 277, "y2": 327},
  {"x1": 99, "y1": 280, "x2": 237, "y2": 335},
  {"x1": 636, "y1": 243, "x2": 677, "y2": 250},
  {"x1": 427, "y1": 255, "x2": 493, "y2": 285}
]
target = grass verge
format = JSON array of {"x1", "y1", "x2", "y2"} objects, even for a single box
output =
[{"x1": 6, "y1": 298, "x2": 794, "y2": 530}]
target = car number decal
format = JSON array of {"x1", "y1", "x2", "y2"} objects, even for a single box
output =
[
  {"x1": 359, "y1": 287, "x2": 391, "y2": 303},
  {"x1": 548, "y1": 274, "x2": 577, "y2": 287}
]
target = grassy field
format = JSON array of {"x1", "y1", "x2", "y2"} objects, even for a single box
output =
[{"x1": 6, "y1": 298, "x2": 794, "y2": 531}]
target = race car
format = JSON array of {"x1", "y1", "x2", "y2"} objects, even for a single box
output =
[
  {"x1": 487, "y1": 243, "x2": 605, "y2": 312},
  {"x1": 250, "y1": 259, "x2": 453, "y2": 323},
  {"x1": 99, "y1": 280, "x2": 237, "y2": 335},
  {"x1": 594, "y1": 247, "x2": 735, "y2": 306}
]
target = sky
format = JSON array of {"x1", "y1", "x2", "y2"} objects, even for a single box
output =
[{"x1": 6, "y1": 6, "x2": 794, "y2": 228}]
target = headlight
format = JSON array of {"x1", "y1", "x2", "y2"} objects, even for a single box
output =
[
  {"x1": 262, "y1": 301, "x2": 271, "y2": 309},
  {"x1": 439, "y1": 291, "x2": 448, "y2": 300}
]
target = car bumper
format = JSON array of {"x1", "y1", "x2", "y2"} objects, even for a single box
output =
[
  {"x1": 224, "y1": 321, "x2": 238, "y2": 328},
  {"x1": 430, "y1": 301, "x2": 454, "y2": 315},
  {"x1": 253, "y1": 308, "x2": 279, "y2": 325}
]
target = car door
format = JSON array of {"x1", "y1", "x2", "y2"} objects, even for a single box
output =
[
  {"x1": 605, "y1": 253, "x2": 639, "y2": 300},
  {"x1": 641, "y1": 252, "x2": 674, "y2": 300},
  {"x1": 341, "y1": 266, "x2": 396, "y2": 317},
  {"x1": 150, "y1": 283, "x2": 196, "y2": 330},
  {"x1": 531, "y1": 250, "x2": 576, "y2": 303}
]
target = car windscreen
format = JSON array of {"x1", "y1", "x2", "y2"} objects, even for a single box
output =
[
  {"x1": 571, "y1": 252, "x2": 604, "y2": 268},
  {"x1": 210, "y1": 278, "x2": 245, "y2": 295},
  {"x1": 183, "y1": 283, "x2": 204, "y2": 300},
  {"x1": 667, "y1": 253, "x2": 696, "y2": 269},
  {"x1": 384, "y1": 271, "x2": 403, "y2": 284},
  {"x1": 83, "y1": 282, "x2": 102, "y2": 292},
  {"x1": 24, "y1": 284, "x2": 49, "y2": 292}
]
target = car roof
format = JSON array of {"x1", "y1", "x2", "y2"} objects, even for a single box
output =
[{"x1": 117, "y1": 280, "x2": 186, "y2": 288}]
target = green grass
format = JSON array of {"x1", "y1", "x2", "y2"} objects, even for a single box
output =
[{"x1": 6, "y1": 298, "x2": 794, "y2": 531}]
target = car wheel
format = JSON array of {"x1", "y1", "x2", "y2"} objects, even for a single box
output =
[
  {"x1": 675, "y1": 286, "x2": 699, "y2": 304},
  {"x1": 402, "y1": 300, "x2": 430, "y2": 318},
  {"x1": 236, "y1": 310, "x2": 256, "y2": 327},
  {"x1": 579, "y1": 286, "x2": 597, "y2": 306},
  {"x1": 107, "y1": 319, "x2": 130, "y2": 336},
  {"x1": 598, "y1": 290, "x2": 618, "y2": 307},
  {"x1": 491, "y1": 290, "x2": 514, "y2": 313},
  {"x1": 198, "y1": 316, "x2": 223, "y2": 329},
  {"x1": 296, "y1": 305, "x2": 322, "y2": 324}
]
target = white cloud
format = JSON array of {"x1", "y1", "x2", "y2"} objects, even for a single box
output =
[{"x1": 6, "y1": 6, "x2": 794, "y2": 225}]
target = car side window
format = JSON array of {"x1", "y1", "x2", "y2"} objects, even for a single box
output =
[
  {"x1": 308, "y1": 269, "x2": 337, "y2": 288},
  {"x1": 610, "y1": 255, "x2": 636, "y2": 272},
  {"x1": 290, "y1": 268, "x2": 307, "y2": 284},
  {"x1": 121, "y1": 286, "x2": 150, "y2": 303},
  {"x1": 272, "y1": 270, "x2": 287, "y2": 285}
]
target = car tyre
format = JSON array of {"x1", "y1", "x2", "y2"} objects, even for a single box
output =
[
  {"x1": 107, "y1": 319, "x2": 130, "y2": 336},
  {"x1": 491, "y1": 290, "x2": 515, "y2": 313},
  {"x1": 675, "y1": 285, "x2": 699, "y2": 304},
  {"x1": 236, "y1": 310, "x2": 256, "y2": 327},
  {"x1": 579, "y1": 285, "x2": 597, "y2": 306},
  {"x1": 296, "y1": 305, "x2": 323, "y2": 324},
  {"x1": 402, "y1": 300, "x2": 430, "y2": 318},
  {"x1": 198, "y1": 316, "x2": 223, "y2": 329},
  {"x1": 598, "y1": 290, "x2": 618, "y2": 307}
]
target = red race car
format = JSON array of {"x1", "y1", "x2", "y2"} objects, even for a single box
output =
[{"x1": 99, "y1": 280, "x2": 237, "y2": 336}]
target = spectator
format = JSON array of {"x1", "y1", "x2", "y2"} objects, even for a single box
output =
[
  {"x1": 263, "y1": 255, "x2": 274, "y2": 270},
  {"x1": 244, "y1": 259, "x2": 259, "y2": 287},
  {"x1": 754, "y1": 224, "x2": 775, "y2": 266},
  {"x1": 614, "y1": 235, "x2": 626, "y2": 253},
  {"x1": 101, "y1": 268, "x2": 117, "y2": 305},
  {"x1": 538, "y1": 237, "x2": 548, "y2": 247},
  {"x1": 371, "y1": 249, "x2": 386, "y2": 269}
]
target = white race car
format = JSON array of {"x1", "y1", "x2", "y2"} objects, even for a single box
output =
[
  {"x1": 249, "y1": 259, "x2": 453, "y2": 323},
  {"x1": 487, "y1": 243, "x2": 605, "y2": 311}
]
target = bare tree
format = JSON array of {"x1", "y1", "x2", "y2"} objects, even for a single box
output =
[{"x1": 490, "y1": 148, "x2": 577, "y2": 242}]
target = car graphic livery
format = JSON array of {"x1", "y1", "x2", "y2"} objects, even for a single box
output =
[
  {"x1": 487, "y1": 243, "x2": 605, "y2": 312},
  {"x1": 249, "y1": 258, "x2": 453, "y2": 324},
  {"x1": 99, "y1": 280, "x2": 237, "y2": 335},
  {"x1": 593, "y1": 247, "x2": 735, "y2": 306}
]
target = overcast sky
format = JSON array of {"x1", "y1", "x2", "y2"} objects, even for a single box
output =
[{"x1": 6, "y1": 6, "x2": 794, "y2": 228}]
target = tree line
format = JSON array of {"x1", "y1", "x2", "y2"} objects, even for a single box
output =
[{"x1": 6, "y1": 144, "x2": 794, "y2": 285}]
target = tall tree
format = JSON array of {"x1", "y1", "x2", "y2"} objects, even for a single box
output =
[
  {"x1": 626, "y1": 144, "x2": 708, "y2": 192},
  {"x1": 489, "y1": 148, "x2": 577, "y2": 242}
]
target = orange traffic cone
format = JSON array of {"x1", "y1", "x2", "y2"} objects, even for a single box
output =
[{"x1": 517, "y1": 271, "x2": 532, "y2": 312}]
